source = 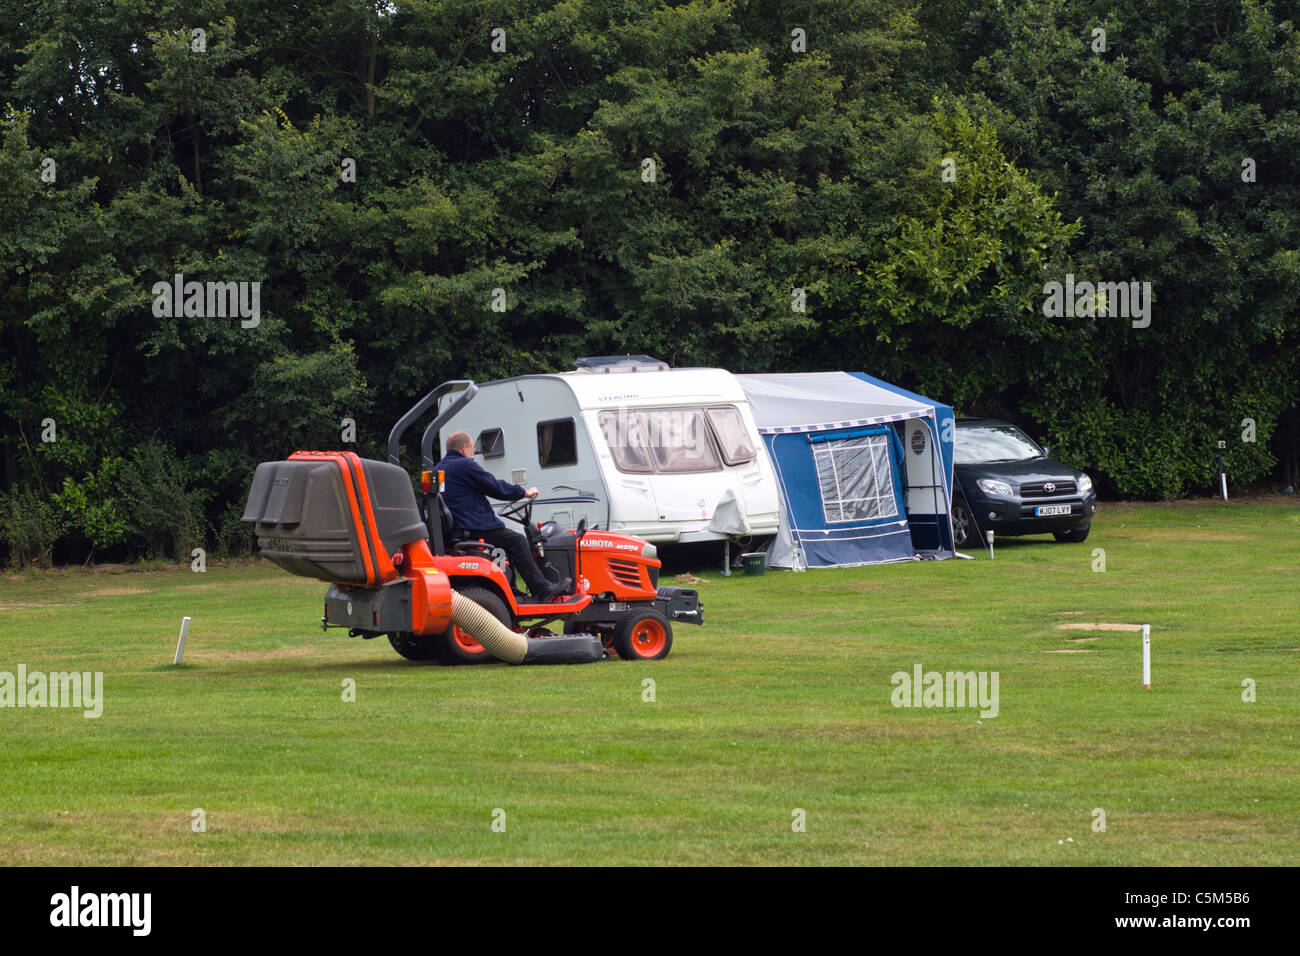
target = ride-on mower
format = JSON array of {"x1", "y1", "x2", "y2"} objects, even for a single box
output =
[{"x1": 241, "y1": 381, "x2": 704, "y2": 665}]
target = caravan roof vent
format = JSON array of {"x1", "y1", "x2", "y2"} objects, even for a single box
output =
[{"x1": 573, "y1": 355, "x2": 669, "y2": 373}]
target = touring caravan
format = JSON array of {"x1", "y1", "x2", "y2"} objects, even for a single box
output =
[{"x1": 434, "y1": 357, "x2": 780, "y2": 545}]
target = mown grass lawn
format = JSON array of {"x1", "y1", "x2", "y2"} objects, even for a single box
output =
[{"x1": 2, "y1": 499, "x2": 1297, "y2": 865}]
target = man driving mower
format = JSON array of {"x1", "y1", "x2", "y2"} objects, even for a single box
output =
[{"x1": 435, "y1": 431, "x2": 572, "y2": 602}]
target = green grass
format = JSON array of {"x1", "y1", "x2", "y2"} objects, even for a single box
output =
[{"x1": 2, "y1": 500, "x2": 1298, "y2": 865}]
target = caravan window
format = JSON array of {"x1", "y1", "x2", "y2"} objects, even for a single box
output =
[
  {"x1": 537, "y1": 419, "x2": 578, "y2": 468},
  {"x1": 643, "y1": 408, "x2": 720, "y2": 473},
  {"x1": 477, "y1": 428, "x2": 505, "y2": 459},
  {"x1": 597, "y1": 407, "x2": 725, "y2": 474},
  {"x1": 597, "y1": 410, "x2": 653, "y2": 473},
  {"x1": 705, "y1": 406, "x2": 756, "y2": 465},
  {"x1": 812, "y1": 434, "x2": 898, "y2": 523}
]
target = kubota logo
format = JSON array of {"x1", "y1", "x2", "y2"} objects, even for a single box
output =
[{"x1": 582, "y1": 539, "x2": 641, "y2": 552}]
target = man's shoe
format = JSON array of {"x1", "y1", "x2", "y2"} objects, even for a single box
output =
[{"x1": 536, "y1": 577, "x2": 572, "y2": 602}]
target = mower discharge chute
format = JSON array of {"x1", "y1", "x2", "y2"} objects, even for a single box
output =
[{"x1": 241, "y1": 381, "x2": 703, "y2": 665}]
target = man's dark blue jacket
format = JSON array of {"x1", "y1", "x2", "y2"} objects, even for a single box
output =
[{"x1": 435, "y1": 448, "x2": 527, "y2": 532}]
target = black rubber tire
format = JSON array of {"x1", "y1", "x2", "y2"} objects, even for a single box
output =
[
  {"x1": 387, "y1": 632, "x2": 439, "y2": 662},
  {"x1": 1053, "y1": 524, "x2": 1091, "y2": 543},
  {"x1": 438, "y1": 586, "x2": 512, "y2": 665},
  {"x1": 612, "y1": 609, "x2": 673, "y2": 661},
  {"x1": 951, "y1": 498, "x2": 976, "y2": 548}
]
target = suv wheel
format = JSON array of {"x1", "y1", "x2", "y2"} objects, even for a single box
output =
[{"x1": 952, "y1": 499, "x2": 975, "y2": 548}]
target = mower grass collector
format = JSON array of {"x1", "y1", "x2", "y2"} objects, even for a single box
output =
[{"x1": 241, "y1": 381, "x2": 704, "y2": 665}]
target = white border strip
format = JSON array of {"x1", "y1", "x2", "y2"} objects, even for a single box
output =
[{"x1": 757, "y1": 407, "x2": 932, "y2": 435}]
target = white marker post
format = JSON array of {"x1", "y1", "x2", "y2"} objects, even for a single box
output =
[
  {"x1": 174, "y1": 616, "x2": 191, "y2": 665},
  {"x1": 1142, "y1": 623, "x2": 1150, "y2": 689},
  {"x1": 1216, "y1": 440, "x2": 1228, "y2": 501},
  {"x1": 986, "y1": 530, "x2": 995, "y2": 560}
]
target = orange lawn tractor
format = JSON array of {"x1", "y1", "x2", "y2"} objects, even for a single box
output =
[{"x1": 241, "y1": 381, "x2": 703, "y2": 665}]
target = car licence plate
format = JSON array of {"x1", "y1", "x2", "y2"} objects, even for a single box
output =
[{"x1": 1036, "y1": 504, "x2": 1073, "y2": 517}]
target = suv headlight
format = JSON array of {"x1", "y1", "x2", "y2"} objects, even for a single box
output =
[
  {"x1": 976, "y1": 479, "x2": 1014, "y2": 498},
  {"x1": 1078, "y1": 473, "x2": 1093, "y2": 493}
]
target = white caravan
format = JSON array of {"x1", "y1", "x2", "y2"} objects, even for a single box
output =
[{"x1": 436, "y1": 357, "x2": 779, "y2": 545}]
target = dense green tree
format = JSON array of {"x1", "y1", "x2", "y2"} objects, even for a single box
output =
[
  {"x1": 1, "y1": 0, "x2": 1296, "y2": 565},
  {"x1": 954, "y1": 0, "x2": 1300, "y2": 495}
]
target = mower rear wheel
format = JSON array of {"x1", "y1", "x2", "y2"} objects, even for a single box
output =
[
  {"x1": 613, "y1": 609, "x2": 673, "y2": 661},
  {"x1": 439, "y1": 586, "x2": 511, "y2": 665},
  {"x1": 388, "y1": 632, "x2": 439, "y2": 662}
]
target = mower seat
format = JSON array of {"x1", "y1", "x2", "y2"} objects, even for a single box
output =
[
  {"x1": 437, "y1": 496, "x2": 484, "y2": 555},
  {"x1": 440, "y1": 499, "x2": 485, "y2": 556},
  {"x1": 451, "y1": 540, "x2": 497, "y2": 558},
  {"x1": 437, "y1": 498, "x2": 503, "y2": 560}
]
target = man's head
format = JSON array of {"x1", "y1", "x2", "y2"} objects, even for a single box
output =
[{"x1": 447, "y1": 431, "x2": 474, "y2": 456}]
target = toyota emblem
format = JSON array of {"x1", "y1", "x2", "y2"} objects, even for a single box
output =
[
  {"x1": 346, "y1": 601, "x2": 353, "y2": 615},
  {"x1": 1043, "y1": 482, "x2": 1056, "y2": 493}
]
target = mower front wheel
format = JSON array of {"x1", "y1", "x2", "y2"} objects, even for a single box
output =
[{"x1": 613, "y1": 609, "x2": 673, "y2": 661}]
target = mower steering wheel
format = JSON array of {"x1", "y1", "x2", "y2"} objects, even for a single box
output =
[
  {"x1": 499, "y1": 497, "x2": 534, "y2": 524},
  {"x1": 500, "y1": 497, "x2": 542, "y2": 552}
]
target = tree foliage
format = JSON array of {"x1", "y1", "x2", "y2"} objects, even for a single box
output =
[{"x1": 1, "y1": 0, "x2": 1297, "y2": 564}]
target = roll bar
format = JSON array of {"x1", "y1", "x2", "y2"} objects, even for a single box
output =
[
  {"x1": 420, "y1": 384, "x2": 478, "y2": 470},
  {"x1": 386, "y1": 380, "x2": 479, "y2": 469}
]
